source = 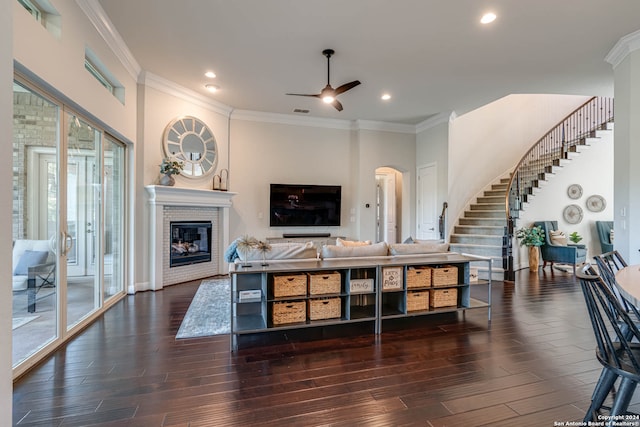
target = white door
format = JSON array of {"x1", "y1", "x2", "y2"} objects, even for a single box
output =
[{"x1": 417, "y1": 163, "x2": 439, "y2": 240}]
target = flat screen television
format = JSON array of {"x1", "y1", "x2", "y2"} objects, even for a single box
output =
[{"x1": 270, "y1": 184, "x2": 341, "y2": 227}]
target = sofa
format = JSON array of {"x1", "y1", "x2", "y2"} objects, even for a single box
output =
[
  {"x1": 13, "y1": 239, "x2": 56, "y2": 313},
  {"x1": 226, "y1": 237, "x2": 450, "y2": 270}
]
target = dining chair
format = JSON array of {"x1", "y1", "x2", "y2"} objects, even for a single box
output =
[
  {"x1": 577, "y1": 264, "x2": 640, "y2": 423},
  {"x1": 593, "y1": 251, "x2": 636, "y2": 321}
]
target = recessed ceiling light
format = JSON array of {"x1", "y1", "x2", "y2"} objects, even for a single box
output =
[
  {"x1": 481, "y1": 12, "x2": 497, "y2": 24},
  {"x1": 205, "y1": 84, "x2": 219, "y2": 93},
  {"x1": 205, "y1": 71, "x2": 216, "y2": 78},
  {"x1": 381, "y1": 93, "x2": 391, "y2": 101}
]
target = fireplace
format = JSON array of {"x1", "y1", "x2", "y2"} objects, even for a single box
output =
[{"x1": 170, "y1": 221, "x2": 212, "y2": 267}]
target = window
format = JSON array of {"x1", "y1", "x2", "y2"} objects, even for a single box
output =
[
  {"x1": 84, "y1": 47, "x2": 125, "y2": 104},
  {"x1": 16, "y1": 0, "x2": 61, "y2": 38}
]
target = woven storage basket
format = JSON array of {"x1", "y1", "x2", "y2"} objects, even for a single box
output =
[
  {"x1": 308, "y1": 297, "x2": 341, "y2": 320},
  {"x1": 406, "y1": 290, "x2": 429, "y2": 311},
  {"x1": 308, "y1": 271, "x2": 341, "y2": 295},
  {"x1": 429, "y1": 288, "x2": 458, "y2": 308},
  {"x1": 272, "y1": 300, "x2": 306, "y2": 325},
  {"x1": 406, "y1": 267, "x2": 432, "y2": 289},
  {"x1": 273, "y1": 274, "x2": 307, "y2": 298},
  {"x1": 431, "y1": 265, "x2": 458, "y2": 287}
]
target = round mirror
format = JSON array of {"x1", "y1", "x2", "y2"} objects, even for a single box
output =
[{"x1": 162, "y1": 116, "x2": 218, "y2": 178}]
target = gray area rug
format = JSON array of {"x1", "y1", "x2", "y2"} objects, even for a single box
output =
[{"x1": 176, "y1": 278, "x2": 230, "y2": 339}]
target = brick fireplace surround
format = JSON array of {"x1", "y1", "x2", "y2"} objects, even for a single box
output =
[{"x1": 146, "y1": 185, "x2": 236, "y2": 290}]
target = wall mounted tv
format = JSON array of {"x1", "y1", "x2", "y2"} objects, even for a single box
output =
[{"x1": 270, "y1": 184, "x2": 341, "y2": 227}]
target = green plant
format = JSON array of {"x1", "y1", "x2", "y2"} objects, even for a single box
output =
[
  {"x1": 569, "y1": 231, "x2": 582, "y2": 244},
  {"x1": 159, "y1": 157, "x2": 184, "y2": 176},
  {"x1": 515, "y1": 225, "x2": 545, "y2": 247}
]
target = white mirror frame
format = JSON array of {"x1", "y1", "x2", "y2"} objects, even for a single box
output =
[{"x1": 162, "y1": 116, "x2": 218, "y2": 178}]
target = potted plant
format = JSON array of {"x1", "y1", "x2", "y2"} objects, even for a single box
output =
[
  {"x1": 516, "y1": 225, "x2": 545, "y2": 272},
  {"x1": 569, "y1": 231, "x2": 582, "y2": 244},
  {"x1": 158, "y1": 157, "x2": 184, "y2": 186}
]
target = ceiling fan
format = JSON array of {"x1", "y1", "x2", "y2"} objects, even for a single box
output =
[{"x1": 286, "y1": 49, "x2": 361, "y2": 111}]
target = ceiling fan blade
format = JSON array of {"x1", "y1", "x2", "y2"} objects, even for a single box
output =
[
  {"x1": 334, "y1": 80, "x2": 361, "y2": 95},
  {"x1": 331, "y1": 99, "x2": 344, "y2": 111},
  {"x1": 286, "y1": 93, "x2": 321, "y2": 98}
]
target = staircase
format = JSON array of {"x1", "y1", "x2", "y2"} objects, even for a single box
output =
[
  {"x1": 449, "y1": 178, "x2": 509, "y2": 280},
  {"x1": 450, "y1": 97, "x2": 614, "y2": 281}
]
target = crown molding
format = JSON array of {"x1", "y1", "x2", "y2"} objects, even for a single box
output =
[
  {"x1": 353, "y1": 120, "x2": 416, "y2": 134},
  {"x1": 143, "y1": 72, "x2": 234, "y2": 117},
  {"x1": 231, "y1": 110, "x2": 355, "y2": 130},
  {"x1": 605, "y1": 28, "x2": 640, "y2": 69},
  {"x1": 75, "y1": 0, "x2": 141, "y2": 80},
  {"x1": 415, "y1": 112, "x2": 452, "y2": 133}
]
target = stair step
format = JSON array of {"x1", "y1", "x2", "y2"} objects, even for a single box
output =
[
  {"x1": 491, "y1": 183, "x2": 508, "y2": 191},
  {"x1": 477, "y1": 196, "x2": 503, "y2": 204},
  {"x1": 454, "y1": 225, "x2": 505, "y2": 235},
  {"x1": 459, "y1": 218, "x2": 507, "y2": 227},
  {"x1": 484, "y1": 190, "x2": 505, "y2": 198},
  {"x1": 448, "y1": 243, "x2": 502, "y2": 258},
  {"x1": 449, "y1": 234, "x2": 503, "y2": 245},
  {"x1": 465, "y1": 210, "x2": 506, "y2": 219},
  {"x1": 470, "y1": 203, "x2": 503, "y2": 211}
]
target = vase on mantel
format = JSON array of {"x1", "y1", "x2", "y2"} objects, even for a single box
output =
[{"x1": 159, "y1": 174, "x2": 175, "y2": 186}]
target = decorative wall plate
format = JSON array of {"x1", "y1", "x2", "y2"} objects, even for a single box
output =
[
  {"x1": 567, "y1": 184, "x2": 583, "y2": 199},
  {"x1": 586, "y1": 195, "x2": 606, "y2": 212},
  {"x1": 563, "y1": 204, "x2": 583, "y2": 224}
]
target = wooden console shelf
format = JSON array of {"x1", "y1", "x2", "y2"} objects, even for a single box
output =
[{"x1": 230, "y1": 253, "x2": 492, "y2": 351}]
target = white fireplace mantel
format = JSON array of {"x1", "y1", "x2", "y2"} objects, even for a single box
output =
[{"x1": 146, "y1": 185, "x2": 236, "y2": 291}]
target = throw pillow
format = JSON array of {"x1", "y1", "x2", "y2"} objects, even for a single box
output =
[
  {"x1": 336, "y1": 238, "x2": 371, "y2": 247},
  {"x1": 13, "y1": 250, "x2": 49, "y2": 275},
  {"x1": 549, "y1": 230, "x2": 568, "y2": 246}
]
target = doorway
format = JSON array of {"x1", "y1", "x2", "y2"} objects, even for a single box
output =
[
  {"x1": 375, "y1": 167, "x2": 403, "y2": 244},
  {"x1": 417, "y1": 163, "x2": 439, "y2": 240}
]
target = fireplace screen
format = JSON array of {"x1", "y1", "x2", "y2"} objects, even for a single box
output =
[{"x1": 170, "y1": 221, "x2": 212, "y2": 267}]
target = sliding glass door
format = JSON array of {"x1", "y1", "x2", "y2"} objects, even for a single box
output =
[{"x1": 12, "y1": 78, "x2": 127, "y2": 370}]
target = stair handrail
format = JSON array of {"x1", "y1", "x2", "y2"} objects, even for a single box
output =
[
  {"x1": 438, "y1": 202, "x2": 448, "y2": 240},
  {"x1": 502, "y1": 96, "x2": 614, "y2": 280}
]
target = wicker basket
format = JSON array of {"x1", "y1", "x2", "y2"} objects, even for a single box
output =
[
  {"x1": 429, "y1": 288, "x2": 458, "y2": 308},
  {"x1": 273, "y1": 274, "x2": 307, "y2": 298},
  {"x1": 272, "y1": 300, "x2": 306, "y2": 325},
  {"x1": 308, "y1": 271, "x2": 341, "y2": 295},
  {"x1": 431, "y1": 266, "x2": 458, "y2": 287},
  {"x1": 406, "y1": 290, "x2": 429, "y2": 311},
  {"x1": 406, "y1": 267, "x2": 432, "y2": 289},
  {"x1": 308, "y1": 297, "x2": 341, "y2": 320}
]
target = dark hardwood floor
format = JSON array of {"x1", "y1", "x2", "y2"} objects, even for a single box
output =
[{"x1": 12, "y1": 268, "x2": 635, "y2": 426}]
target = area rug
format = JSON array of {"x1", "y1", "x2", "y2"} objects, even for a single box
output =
[
  {"x1": 176, "y1": 278, "x2": 230, "y2": 339},
  {"x1": 12, "y1": 315, "x2": 39, "y2": 330}
]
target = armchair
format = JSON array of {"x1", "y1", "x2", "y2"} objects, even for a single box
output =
[
  {"x1": 534, "y1": 221, "x2": 587, "y2": 274},
  {"x1": 595, "y1": 221, "x2": 614, "y2": 254},
  {"x1": 12, "y1": 239, "x2": 56, "y2": 313}
]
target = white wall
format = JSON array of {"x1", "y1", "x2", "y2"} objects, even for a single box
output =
[
  {"x1": 448, "y1": 94, "x2": 591, "y2": 232},
  {"x1": 612, "y1": 49, "x2": 640, "y2": 264},
  {"x1": 515, "y1": 131, "x2": 614, "y2": 269},
  {"x1": 2, "y1": 0, "x2": 13, "y2": 419},
  {"x1": 416, "y1": 120, "x2": 449, "y2": 237}
]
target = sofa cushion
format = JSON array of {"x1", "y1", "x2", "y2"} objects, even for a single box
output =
[
  {"x1": 14, "y1": 250, "x2": 49, "y2": 275},
  {"x1": 242, "y1": 241, "x2": 318, "y2": 261},
  {"x1": 336, "y1": 238, "x2": 371, "y2": 247},
  {"x1": 321, "y1": 242, "x2": 388, "y2": 259},
  {"x1": 389, "y1": 242, "x2": 449, "y2": 255}
]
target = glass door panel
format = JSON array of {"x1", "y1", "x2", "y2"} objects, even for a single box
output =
[
  {"x1": 12, "y1": 81, "x2": 60, "y2": 366},
  {"x1": 65, "y1": 113, "x2": 101, "y2": 329},
  {"x1": 104, "y1": 136, "x2": 125, "y2": 300}
]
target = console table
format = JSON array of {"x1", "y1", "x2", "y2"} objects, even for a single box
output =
[{"x1": 230, "y1": 253, "x2": 492, "y2": 351}]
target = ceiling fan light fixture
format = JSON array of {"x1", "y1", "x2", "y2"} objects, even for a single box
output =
[{"x1": 322, "y1": 95, "x2": 335, "y2": 104}]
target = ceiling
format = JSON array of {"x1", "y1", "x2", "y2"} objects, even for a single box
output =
[{"x1": 97, "y1": 0, "x2": 640, "y2": 125}]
